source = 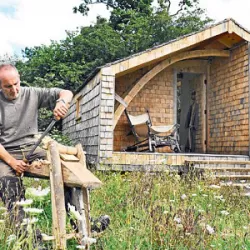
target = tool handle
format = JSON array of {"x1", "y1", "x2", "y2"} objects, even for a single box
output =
[{"x1": 25, "y1": 118, "x2": 57, "y2": 161}]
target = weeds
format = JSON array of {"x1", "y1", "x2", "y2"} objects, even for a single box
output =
[{"x1": 0, "y1": 171, "x2": 249, "y2": 249}]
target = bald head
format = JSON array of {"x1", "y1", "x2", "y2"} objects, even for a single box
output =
[{"x1": 0, "y1": 64, "x2": 21, "y2": 100}]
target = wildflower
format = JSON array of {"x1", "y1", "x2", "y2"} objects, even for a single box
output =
[
  {"x1": 23, "y1": 208, "x2": 44, "y2": 214},
  {"x1": 181, "y1": 194, "x2": 187, "y2": 200},
  {"x1": 169, "y1": 199, "x2": 175, "y2": 203},
  {"x1": 240, "y1": 180, "x2": 246, "y2": 183},
  {"x1": 16, "y1": 199, "x2": 33, "y2": 206},
  {"x1": 209, "y1": 184, "x2": 221, "y2": 189},
  {"x1": 26, "y1": 186, "x2": 50, "y2": 199},
  {"x1": 81, "y1": 237, "x2": 97, "y2": 245},
  {"x1": 68, "y1": 203, "x2": 82, "y2": 221},
  {"x1": 198, "y1": 209, "x2": 205, "y2": 213},
  {"x1": 220, "y1": 210, "x2": 229, "y2": 216},
  {"x1": 174, "y1": 216, "x2": 182, "y2": 224},
  {"x1": 21, "y1": 217, "x2": 38, "y2": 226},
  {"x1": 214, "y1": 195, "x2": 224, "y2": 200},
  {"x1": 7, "y1": 234, "x2": 16, "y2": 245},
  {"x1": 34, "y1": 178, "x2": 40, "y2": 181},
  {"x1": 202, "y1": 194, "x2": 208, "y2": 197},
  {"x1": 206, "y1": 224, "x2": 215, "y2": 234},
  {"x1": 163, "y1": 210, "x2": 168, "y2": 214},
  {"x1": 76, "y1": 246, "x2": 86, "y2": 249},
  {"x1": 192, "y1": 193, "x2": 197, "y2": 197}
]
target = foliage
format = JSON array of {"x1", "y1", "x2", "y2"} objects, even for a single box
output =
[
  {"x1": 90, "y1": 171, "x2": 250, "y2": 249},
  {"x1": 14, "y1": 0, "x2": 212, "y2": 94},
  {"x1": 1, "y1": 171, "x2": 250, "y2": 249}
]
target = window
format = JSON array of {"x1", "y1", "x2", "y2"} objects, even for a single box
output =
[{"x1": 75, "y1": 95, "x2": 83, "y2": 121}]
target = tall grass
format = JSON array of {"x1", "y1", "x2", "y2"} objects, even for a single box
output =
[{"x1": 0, "y1": 171, "x2": 250, "y2": 249}]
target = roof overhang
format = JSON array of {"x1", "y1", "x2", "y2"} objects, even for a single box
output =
[{"x1": 101, "y1": 18, "x2": 250, "y2": 77}]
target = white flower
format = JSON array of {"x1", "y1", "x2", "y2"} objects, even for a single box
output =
[
  {"x1": 202, "y1": 194, "x2": 208, "y2": 197},
  {"x1": 26, "y1": 187, "x2": 50, "y2": 199},
  {"x1": 220, "y1": 210, "x2": 229, "y2": 216},
  {"x1": 206, "y1": 224, "x2": 215, "y2": 234},
  {"x1": 23, "y1": 208, "x2": 44, "y2": 214},
  {"x1": 214, "y1": 195, "x2": 223, "y2": 200},
  {"x1": 163, "y1": 210, "x2": 168, "y2": 214},
  {"x1": 7, "y1": 234, "x2": 16, "y2": 245},
  {"x1": 68, "y1": 203, "x2": 82, "y2": 221},
  {"x1": 21, "y1": 217, "x2": 38, "y2": 226},
  {"x1": 80, "y1": 237, "x2": 97, "y2": 245},
  {"x1": 240, "y1": 180, "x2": 246, "y2": 183},
  {"x1": 169, "y1": 199, "x2": 175, "y2": 203},
  {"x1": 174, "y1": 216, "x2": 182, "y2": 224},
  {"x1": 181, "y1": 194, "x2": 187, "y2": 200},
  {"x1": 16, "y1": 199, "x2": 33, "y2": 206},
  {"x1": 209, "y1": 185, "x2": 221, "y2": 189},
  {"x1": 192, "y1": 194, "x2": 197, "y2": 197},
  {"x1": 198, "y1": 209, "x2": 205, "y2": 213},
  {"x1": 34, "y1": 178, "x2": 40, "y2": 181}
]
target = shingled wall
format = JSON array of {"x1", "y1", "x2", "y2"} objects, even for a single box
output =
[
  {"x1": 209, "y1": 43, "x2": 249, "y2": 155},
  {"x1": 62, "y1": 73, "x2": 102, "y2": 164}
]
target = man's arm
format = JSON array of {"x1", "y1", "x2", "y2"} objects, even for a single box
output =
[
  {"x1": 0, "y1": 144, "x2": 27, "y2": 174},
  {"x1": 53, "y1": 90, "x2": 73, "y2": 120}
]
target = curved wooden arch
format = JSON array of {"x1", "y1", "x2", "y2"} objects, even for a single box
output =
[{"x1": 114, "y1": 49, "x2": 230, "y2": 128}]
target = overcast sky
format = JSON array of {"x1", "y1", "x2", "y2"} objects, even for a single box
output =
[{"x1": 0, "y1": 0, "x2": 250, "y2": 57}]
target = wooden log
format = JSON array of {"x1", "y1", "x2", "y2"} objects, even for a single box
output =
[
  {"x1": 48, "y1": 141, "x2": 67, "y2": 250},
  {"x1": 76, "y1": 144, "x2": 87, "y2": 169},
  {"x1": 25, "y1": 159, "x2": 102, "y2": 188},
  {"x1": 61, "y1": 161, "x2": 102, "y2": 188},
  {"x1": 58, "y1": 144, "x2": 78, "y2": 155},
  {"x1": 77, "y1": 143, "x2": 91, "y2": 250}
]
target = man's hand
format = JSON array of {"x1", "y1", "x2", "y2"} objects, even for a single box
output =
[
  {"x1": 9, "y1": 159, "x2": 27, "y2": 174},
  {"x1": 53, "y1": 100, "x2": 69, "y2": 120}
]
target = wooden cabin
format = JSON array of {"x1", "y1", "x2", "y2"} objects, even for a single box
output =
[{"x1": 62, "y1": 19, "x2": 250, "y2": 170}]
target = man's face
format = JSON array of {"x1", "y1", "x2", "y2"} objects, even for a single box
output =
[{"x1": 0, "y1": 69, "x2": 20, "y2": 100}]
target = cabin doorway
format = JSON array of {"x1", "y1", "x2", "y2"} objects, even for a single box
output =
[{"x1": 176, "y1": 72, "x2": 206, "y2": 153}]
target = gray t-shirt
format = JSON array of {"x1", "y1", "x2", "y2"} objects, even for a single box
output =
[{"x1": 0, "y1": 87, "x2": 62, "y2": 148}]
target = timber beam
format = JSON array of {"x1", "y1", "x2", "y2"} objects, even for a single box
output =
[{"x1": 114, "y1": 49, "x2": 230, "y2": 128}]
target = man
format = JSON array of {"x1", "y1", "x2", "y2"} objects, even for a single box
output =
[
  {"x1": 185, "y1": 90, "x2": 198, "y2": 153},
  {"x1": 0, "y1": 64, "x2": 73, "y2": 228},
  {"x1": 0, "y1": 64, "x2": 110, "y2": 243}
]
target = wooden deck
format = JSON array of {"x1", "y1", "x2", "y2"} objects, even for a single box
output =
[{"x1": 98, "y1": 152, "x2": 250, "y2": 171}]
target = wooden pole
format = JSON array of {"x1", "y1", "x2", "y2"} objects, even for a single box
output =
[
  {"x1": 76, "y1": 144, "x2": 91, "y2": 249},
  {"x1": 48, "y1": 141, "x2": 67, "y2": 250}
]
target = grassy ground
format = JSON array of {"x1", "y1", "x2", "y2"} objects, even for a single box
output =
[{"x1": 1, "y1": 171, "x2": 250, "y2": 249}]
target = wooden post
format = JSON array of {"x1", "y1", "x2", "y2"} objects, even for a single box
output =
[
  {"x1": 47, "y1": 141, "x2": 67, "y2": 250},
  {"x1": 76, "y1": 144, "x2": 91, "y2": 249},
  {"x1": 202, "y1": 73, "x2": 207, "y2": 153},
  {"x1": 206, "y1": 62, "x2": 211, "y2": 153}
]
